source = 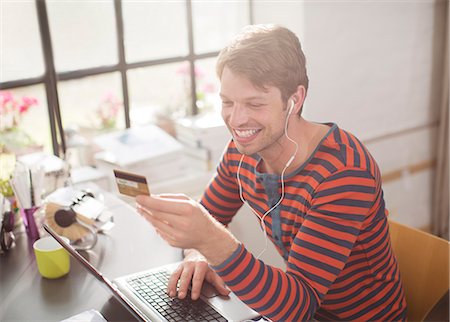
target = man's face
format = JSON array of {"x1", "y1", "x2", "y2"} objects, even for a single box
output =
[{"x1": 220, "y1": 67, "x2": 288, "y2": 157}]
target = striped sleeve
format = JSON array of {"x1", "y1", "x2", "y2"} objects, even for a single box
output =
[
  {"x1": 211, "y1": 167, "x2": 376, "y2": 321},
  {"x1": 200, "y1": 141, "x2": 243, "y2": 225}
]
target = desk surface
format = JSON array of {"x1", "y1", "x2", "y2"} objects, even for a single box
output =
[{"x1": 0, "y1": 187, "x2": 182, "y2": 322}]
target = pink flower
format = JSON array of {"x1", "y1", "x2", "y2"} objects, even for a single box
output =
[
  {"x1": 176, "y1": 63, "x2": 190, "y2": 76},
  {"x1": 201, "y1": 82, "x2": 216, "y2": 94},
  {"x1": 176, "y1": 62, "x2": 205, "y2": 78},
  {"x1": 0, "y1": 91, "x2": 16, "y2": 114},
  {"x1": 22, "y1": 96, "x2": 38, "y2": 106},
  {"x1": 0, "y1": 91, "x2": 14, "y2": 105},
  {"x1": 102, "y1": 91, "x2": 115, "y2": 103},
  {"x1": 18, "y1": 96, "x2": 38, "y2": 114},
  {"x1": 0, "y1": 92, "x2": 38, "y2": 130},
  {"x1": 18, "y1": 105, "x2": 28, "y2": 113},
  {"x1": 96, "y1": 92, "x2": 122, "y2": 128},
  {"x1": 194, "y1": 66, "x2": 205, "y2": 78}
]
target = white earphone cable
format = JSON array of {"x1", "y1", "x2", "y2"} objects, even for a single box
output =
[{"x1": 237, "y1": 100, "x2": 299, "y2": 259}]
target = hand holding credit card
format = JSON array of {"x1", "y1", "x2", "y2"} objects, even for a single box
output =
[{"x1": 113, "y1": 169, "x2": 150, "y2": 197}]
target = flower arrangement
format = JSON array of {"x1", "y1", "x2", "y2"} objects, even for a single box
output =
[
  {"x1": 176, "y1": 63, "x2": 217, "y2": 113},
  {"x1": 0, "y1": 91, "x2": 38, "y2": 131},
  {"x1": 96, "y1": 92, "x2": 122, "y2": 129}
]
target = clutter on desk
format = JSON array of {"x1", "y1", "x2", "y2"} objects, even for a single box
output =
[
  {"x1": 9, "y1": 162, "x2": 44, "y2": 209},
  {"x1": 43, "y1": 187, "x2": 114, "y2": 250},
  {"x1": 18, "y1": 152, "x2": 69, "y2": 196},
  {"x1": 9, "y1": 162, "x2": 45, "y2": 242},
  {"x1": 0, "y1": 153, "x2": 23, "y2": 229},
  {"x1": 93, "y1": 125, "x2": 189, "y2": 188},
  {"x1": 0, "y1": 195, "x2": 15, "y2": 254},
  {"x1": 0, "y1": 153, "x2": 16, "y2": 197}
]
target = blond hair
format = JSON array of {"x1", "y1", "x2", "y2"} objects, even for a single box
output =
[{"x1": 216, "y1": 24, "x2": 309, "y2": 109}]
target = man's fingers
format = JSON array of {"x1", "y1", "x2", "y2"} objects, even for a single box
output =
[
  {"x1": 206, "y1": 270, "x2": 230, "y2": 296},
  {"x1": 136, "y1": 204, "x2": 153, "y2": 217},
  {"x1": 157, "y1": 193, "x2": 189, "y2": 200},
  {"x1": 167, "y1": 265, "x2": 183, "y2": 297},
  {"x1": 137, "y1": 207, "x2": 178, "y2": 239},
  {"x1": 190, "y1": 263, "x2": 208, "y2": 300},
  {"x1": 136, "y1": 195, "x2": 192, "y2": 216},
  {"x1": 137, "y1": 204, "x2": 179, "y2": 224},
  {"x1": 178, "y1": 266, "x2": 194, "y2": 299}
]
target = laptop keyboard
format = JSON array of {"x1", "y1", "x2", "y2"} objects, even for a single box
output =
[{"x1": 126, "y1": 269, "x2": 227, "y2": 322}]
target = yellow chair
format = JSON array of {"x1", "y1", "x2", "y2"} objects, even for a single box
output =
[{"x1": 389, "y1": 220, "x2": 450, "y2": 321}]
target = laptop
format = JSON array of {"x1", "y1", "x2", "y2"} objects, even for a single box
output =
[{"x1": 43, "y1": 224, "x2": 260, "y2": 322}]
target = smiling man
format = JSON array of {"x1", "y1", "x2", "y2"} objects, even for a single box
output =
[{"x1": 136, "y1": 24, "x2": 407, "y2": 321}]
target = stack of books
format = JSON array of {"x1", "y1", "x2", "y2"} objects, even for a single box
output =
[{"x1": 175, "y1": 113, "x2": 231, "y2": 172}]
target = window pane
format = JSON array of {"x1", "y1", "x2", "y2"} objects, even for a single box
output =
[
  {"x1": 1, "y1": 1, "x2": 44, "y2": 82},
  {"x1": 0, "y1": 85, "x2": 52, "y2": 154},
  {"x1": 194, "y1": 58, "x2": 221, "y2": 114},
  {"x1": 122, "y1": 1, "x2": 189, "y2": 62},
  {"x1": 47, "y1": 1, "x2": 118, "y2": 72},
  {"x1": 58, "y1": 73, "x2": 124, "y2": 131},
  {"x1": 192, "y1": 1, "x2": 249, "y2": 54},
  {"x1": 127, "y1": 63, "x2": 190, "y2": 126}
]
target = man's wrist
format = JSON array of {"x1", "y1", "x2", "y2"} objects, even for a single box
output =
[
  {"x1": 183, "y1": 248, "x2": 205, "y2": 261},
  {"x1": 197, "y1": 224, "x2": 240, "y2": 266},
  {"x1": 183, "y1": 248, "x2": 192, "y2": 258}
]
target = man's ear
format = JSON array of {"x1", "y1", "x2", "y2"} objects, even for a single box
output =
[{"x1": 290, "y1": 85, "x2": 306, "y2": 115}]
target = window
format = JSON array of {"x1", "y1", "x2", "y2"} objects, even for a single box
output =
[
  {"x1": 0, "y1": 0, "x2": 251, "y2": 157},
  {"x1": 128, "y1": 63, "x2": 188, "y2": 127},
  {"x1": 192, "y1": 1, "x2": 249, "y2": 54},
  {"x1": 0, "y1": 85, "x2": 51, "y2": 154},
  {"x1": 1, "y1": 1, "x2": 44, "y2": 82},
  {"x1": 122, "y1": 1, "x2": 189, "y2": 62},
  {"x1": 58, "y1": 73, "x2": 124, "y2": 130},
  {"x1": 47, "y1": 1, "x2": 118, "y2": 72},
  {"x1": 193, "y1": 58, "x2": 221, "y2": 114}
]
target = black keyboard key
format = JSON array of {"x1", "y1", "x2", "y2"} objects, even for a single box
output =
[{"x1": 129, "y1": 270, "x2": 227, "y2": 321}]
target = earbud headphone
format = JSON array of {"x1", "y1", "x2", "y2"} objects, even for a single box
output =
[
  {"x1": 288, "y1": 99, "x2": 295, "y2": 115},
  {"x1": 236, "y1": 97, "x2": 299, "y2": 259},
  {"x1": 285, "y1": 99, "x2": 296, "y2": 167}
]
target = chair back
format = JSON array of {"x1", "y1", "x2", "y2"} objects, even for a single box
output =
[{"x1": 389, "y1": 220, "x2": 450, "y2": 321}]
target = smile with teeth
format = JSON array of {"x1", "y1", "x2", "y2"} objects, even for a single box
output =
[{"x1": 234, "y1": 129, "x2": 261, "y2": 138}]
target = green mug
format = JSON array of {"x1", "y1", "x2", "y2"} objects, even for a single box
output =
[{"x1": 33, "y1": 236, "x2": 70, "y2": 279}]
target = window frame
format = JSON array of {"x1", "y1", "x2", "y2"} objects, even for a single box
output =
[{"x1": 0, "y1": 0, "x2": 253, "y2": 156}]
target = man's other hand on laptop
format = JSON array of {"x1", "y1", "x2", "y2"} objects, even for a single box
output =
[
  {"x1": 167, "y1": 249, "x2": 230, "y2": 300},
  {"x1": 136, "y1": 193, "x2": 239, "y2": 300}
]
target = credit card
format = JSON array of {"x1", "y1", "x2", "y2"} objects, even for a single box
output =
[{"x1": 113, "y1": 169, "x2": 150, "y2": 197}]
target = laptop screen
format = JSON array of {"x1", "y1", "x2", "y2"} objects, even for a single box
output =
[{"x1": 43, "y1": 224, "x2": 147, "y2": 321}]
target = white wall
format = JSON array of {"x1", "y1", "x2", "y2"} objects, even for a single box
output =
[{"x1": 252, "y1": 0, "x2": 447, "y2": 230}]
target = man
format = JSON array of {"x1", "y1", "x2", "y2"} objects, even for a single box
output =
[{"x1": 136, "y1": 24, "x2": 407, "y2": 321}]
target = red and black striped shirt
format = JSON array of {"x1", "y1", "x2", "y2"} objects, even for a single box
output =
[{"x1": 201, "y1": 123, "x2": 407, "y2": 321}]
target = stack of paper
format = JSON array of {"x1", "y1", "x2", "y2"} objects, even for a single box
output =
[
  {"x1": 11, "y1": 158, "x2": 47, "y2": 207},
  {"x1": 93, "y1": 125, "x2": 188, "y2": 188},
  {"x1": 175, "y1": 113, "x2": 230, "y2": 171},
  {"x1": 18, "y1": 152, "x2": 68, "y2": 196}
]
